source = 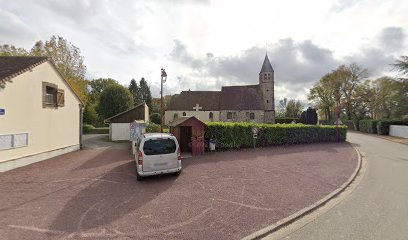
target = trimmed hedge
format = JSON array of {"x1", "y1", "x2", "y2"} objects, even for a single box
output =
[
  {"x1": 82, "y1": 124, "x2": 109, "y2": 134},
  {"x1": 275, "y1": 118, "x2": 300, "y2": 124},
  {"x1": 359, "y1": 120, "x2": 378, "y2": 134},
  {"x1": 345, "y1": 120, "x2": 359, "y2": 131},
  {"x1": 205, "y1": 122, "x2": 347, "y2": 149},
  {"x1": 377, "y1": 120, "x2": 404, "y2": 135}
]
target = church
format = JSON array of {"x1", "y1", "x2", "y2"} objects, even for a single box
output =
[{"x1": 165, "y1": 53, "x2": 275, "y2": 124}]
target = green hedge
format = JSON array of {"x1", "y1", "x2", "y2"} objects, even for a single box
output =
[
  {"x1": 359, "y1": 120, "x2": 378, "y2": 134},
  {"x1": 345, "y1": 120, "x2": 359, "y2": 131},
  {"x1": 82, "y1": 124, "x2": 109, "y2": 134},
  {"x1": 275, "y1": 118, "x2": 301, "y2": 124},
  {"x1": 205, "y1": 122, "x2": 347, "y2": 149},
  {"x1": 377, "y1": 120, "x2": 404, "y2": 135}
]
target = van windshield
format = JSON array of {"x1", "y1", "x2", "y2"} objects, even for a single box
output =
[{"x1": 143, "y1": 138, "x2": 177, "y2": 155}]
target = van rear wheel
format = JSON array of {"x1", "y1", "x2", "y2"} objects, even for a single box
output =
[
  {"x1": 174, "y1": 171, "x2": 181, "y2": 177},
  {"x1": 136, "y1": 171, "x2": 143, "y2": 181}
]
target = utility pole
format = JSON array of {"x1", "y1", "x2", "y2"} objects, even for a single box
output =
[{"x1": 160, "y1": 68, "x2": 167, "y2": 133}]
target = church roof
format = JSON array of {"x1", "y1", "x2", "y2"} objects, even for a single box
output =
[
  {"x1": 167, "y1": 91, "x2": 221, "y2": 111},
  {"x1": 220, "y1": 85, "x2": 264, "y2": 110},
  {"x1": 259, "y1": 54, "x2": 274, "y2": 73}
]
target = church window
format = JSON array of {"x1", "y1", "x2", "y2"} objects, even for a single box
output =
[
  {"x1": 250, "y1": 112, "x2": 255, "y2": 120},
  {"x1": 264, "y1": 74, "x2": 267, "y2": 80},
  {"x1": 266, "y1": 89, "x2": 269, "y2": 92},
  {"x1": 209, "y1": 112, "x2": 214, "y2": 120},
  {"x1": 174, "y1": 113, "x2": 179, "y2": 120},
  {"x1": 267, "y1": 100, "x2": 269, "y2": 103},
  {"x1": 183, "y1": 112, "x2": 186, "y2": 116},
  {"x1": 233, "y1": 112, "x2": 237, "y2": 119},
  {"x1": 227, "y1": 112, "x2": 232, "y2": 119},
  {"x1": 268, "y1": 73, "x2": 270, "y2": 79}
]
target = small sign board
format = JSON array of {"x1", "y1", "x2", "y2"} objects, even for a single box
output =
[
  {"x1": 252, "y1": 127, "x2": 259, "y2": 139},
  {"x1": 0, "y1": 109, "x2": 4, "y2": 115}
]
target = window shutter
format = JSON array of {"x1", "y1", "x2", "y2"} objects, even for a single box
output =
[{"x1": 57, "y1": 89, "x2": 65, "y2": 107}]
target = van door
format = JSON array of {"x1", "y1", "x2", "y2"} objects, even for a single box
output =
[{"x1": 142, "y1": 138, "x2": 178, "y2": 172}]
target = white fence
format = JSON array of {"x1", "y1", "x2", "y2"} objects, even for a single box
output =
[{"x1": 389, "y1": 125, "x2": 408, "y2": 138}]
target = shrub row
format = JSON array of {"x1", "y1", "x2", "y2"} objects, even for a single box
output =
[
  {"x1": 205, "y1": 122, "x2": 347, "y2": 149},
  {"x1": 358, "y1": 120, "x2": 378, "y2": 134},
  {"x1": 275, "y1": 118, "x2": 301, "y2": 124},
  {"x1": 82, "y1": 124, "x2": 109, "y2": 134},
  {"x1": 345, "y1": 120, "x2": 359, "y2": 131},
  {"x1": 376, "y1": 120, "x2": 404, "y2": 135}
]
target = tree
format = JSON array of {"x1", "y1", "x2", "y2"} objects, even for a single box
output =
[
  {"x1": 277, "y1": 98, "x2": 288, "y2": 117},
  {"x1": 128, "y1": 78, "x2": 142, "y2": 105},
  {"x1": 150, "y1": 113, "x2": 161, "y2": 124},
  {"x1": 83, "y1": 103, "x2": 98, "y2": 125},
  {"x1": 30, "y1": 36, "x2": 88, "y2": 103},
  {"x1": 0, "y1": 44, "x2": 29, "y2": 56},
  {"x1": 308, "y1": 73, "x2": 337, "y2": 121},
  {"x1": 286, "y1": 99, "x2": 303, "y2": 118},
  {"x1": 371, "y1": 77, "x2": 400, "y2": 119},
  {"x1": 88, "y1": 78, "x2": 118, "y2": 103},
  {"x1": 392, "y1": 56, "x2": 408, "y2": 117},
  {"x1": 393, "y1": 56, "x2": 408, "y2": 78},
  {"x1": 138, "y1": 78, "x2": 152, "y2": 108},
  {"x1": 97, "y1": 84, "x2": 134, "y2": 119}
]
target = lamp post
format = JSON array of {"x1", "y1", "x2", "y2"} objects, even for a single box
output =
[{"x1": 160, "y1": 68, "x2": 167, "y2": 133}]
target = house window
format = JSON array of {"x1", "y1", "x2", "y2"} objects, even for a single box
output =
[
  {"x1": 183, "y1": 112, "x2": 186, "y2": 116},
  {"x1": 0, "y1": 133, "x2": 28, "y2": 150},
  {"x1": 174, "y1": 113, "x2": 179, "y2": 120},
  {"x1": 209, "y1": 112, "x2": 214, "y2": 121},
  {"x1": 250, "y1": 112, "x2": 255, "y2": 120},
  {"x1": 227, "y1": 112, "x2": 232, "y2": 119},
  {"x1": 42, "y1": 82, "x2": 64, "y2": 108}
]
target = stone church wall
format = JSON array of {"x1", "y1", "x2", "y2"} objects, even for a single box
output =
[
  {"x1": 165, "y1": 110, "x2": 220, "y2": 125},
  {"x1": 220, "y1": 110, "x2": 264, "y2": 123}
]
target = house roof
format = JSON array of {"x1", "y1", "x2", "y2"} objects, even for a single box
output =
[
  {"x1": 260, "y1": 54, "x2": 274, "y2": 73},
  {"x1": 167, "y1": 91, "x2": 221, "y2": 111},
  {"x1": 105, "y1": 103, "x2": 147, "y2": 123},
  {"x1": 220, "y1": 85, "x2": 264, "y2": 110},
  {"x1": 0, "y1": 56, "x2": 48, "y2": 87},
  {"x1": 0, "y1": 56, "x2": 84, "y2": 105},
  {"x1": 168, "y1": 116, "x2": 206, "y2": 127}
]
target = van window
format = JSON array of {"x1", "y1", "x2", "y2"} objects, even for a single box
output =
[{"x1": 143, "y1": 138, "x2": 176, "y2": 155}]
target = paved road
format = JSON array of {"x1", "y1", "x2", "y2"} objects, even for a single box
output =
[
  {"x1": 269, "y1": 132, "x2": 408, "y2": 240},
  {"x1": 0, "y1": 140, "x2": 357, "y2": 240}
]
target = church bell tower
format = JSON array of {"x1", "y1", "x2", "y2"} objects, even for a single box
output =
[{"x1": 259, "y1": 53, "x2": 275, "y2": 123}]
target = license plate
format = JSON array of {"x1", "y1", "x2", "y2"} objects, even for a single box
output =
[{"x1": 155, "y1": 163, "x2": 167, "y2": 166}]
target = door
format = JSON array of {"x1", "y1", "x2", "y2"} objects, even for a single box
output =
[{"x1": 179, "y1": 126, "x2": 192, "y2": 152}]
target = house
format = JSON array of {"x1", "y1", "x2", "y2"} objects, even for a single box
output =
[
  {"x1": 165, "y1": 53, "x2": 275, "y2": 124},
  {"x1": 0, "y1": 56, "x2": 83, "y2": 172},
  {"x1": 105, "y1": 103, "x2": 149, "y2": 141}
]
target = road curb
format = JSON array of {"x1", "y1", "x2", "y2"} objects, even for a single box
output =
[{"x1": 242, "y1": 144, "x2": 363, "y2": 240}]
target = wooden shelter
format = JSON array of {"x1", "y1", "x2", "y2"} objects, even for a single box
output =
[{"x1": 168, "y1": 116, "x2": 206, "y2": 156}]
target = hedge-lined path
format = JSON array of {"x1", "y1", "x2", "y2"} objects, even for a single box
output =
[
  {"x1": 349, "y1": 130, "x2": 408, "y2": 145},
  {"x1": 264, "y1": 132, "x2": 408, "y2": 240},
  {"x1": 0, "y1": 142, "x2": 357, "y2": 240}
]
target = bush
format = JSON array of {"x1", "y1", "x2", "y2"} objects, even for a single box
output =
[
  {"x1": 358, "y1": 120, "x2": 378, "y2": 134},
  {"x1": 205, "y1": 122, "x2": 347, "y2": 149},
  {"x1": 377, "y1": 119, "x2": 404, "y2": 135},
  {"x1": 146, "y1": 122, "x2": 161, "y2": 133},
  {"x1": 345, "y1": 120, "x2": 359, "y2": 131},
  {"x1": 82, "y1": 124, "x2": 109, "y2": 134},
  {"x1": 319, "y1": 120, "x2": 332, "y2": 125},
  {"x1": 83, "y1": 124, "x2": 94, "y2": 134},
  {"x1": 275, "y1": 118, "x2": 300, "y2": 124},
  {"x1": 300, "y1": 108, "x2": 318, "y2": 125},
  {"x1": 150, "y1": 113, "x2": 161, "y2": 124}
]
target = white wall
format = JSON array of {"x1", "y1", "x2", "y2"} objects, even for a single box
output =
[
  {"x1": 389, "y1": 125, "x2": 408, "y2": 138},
  {"x1": 111, "y1": 123, "x2": 130, "y2": 141},
  {"x1": 0, "y1": 62, "x2": 81, "y2": 163}
]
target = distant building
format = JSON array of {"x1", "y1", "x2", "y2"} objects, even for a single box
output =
[
  {"x1": 105, "y1": 103, "x2": 149, "y2": 141},
  {"x1": 165, "y1": 53, "x2": 275, "y2": 124},
  {"x1": 0, "y1": 56, "x2": 83, "y2": 172}
]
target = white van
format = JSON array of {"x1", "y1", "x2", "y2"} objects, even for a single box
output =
[{"x1": 134, "y1": 133, "x2": 181, "y2": 180}]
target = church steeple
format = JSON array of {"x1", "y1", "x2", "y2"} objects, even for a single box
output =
[{"x1": 259, "y1": 53, "x2": 274, "y2": 73}]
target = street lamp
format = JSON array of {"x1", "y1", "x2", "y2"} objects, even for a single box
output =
[{"x1": 160, "y1": 68, "x2": 167, "y2": 133}]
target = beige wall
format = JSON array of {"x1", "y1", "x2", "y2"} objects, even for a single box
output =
[
  {"x1": 165, "y1": 110, "x2": 220, "y2": 124},
  {"x1": 0, "y1": 62, "x2": 81, "y2": 162}
]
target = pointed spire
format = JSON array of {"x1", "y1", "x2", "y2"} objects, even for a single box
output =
[{"x1": 260, "y1": 53, "x2": 274, "y2": 73}]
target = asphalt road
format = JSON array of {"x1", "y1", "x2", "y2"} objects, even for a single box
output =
[{"x1": 268, "y1": 132, "x2": 408, "y2": 240}]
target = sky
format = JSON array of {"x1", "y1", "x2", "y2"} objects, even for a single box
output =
[{"x1": 1, "y1": 0, "x2": 407, "y2": 103}]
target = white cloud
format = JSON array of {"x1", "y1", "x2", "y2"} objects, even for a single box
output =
[{"x1": 0, "y1": 0, "x2": 407, "y2": 102}]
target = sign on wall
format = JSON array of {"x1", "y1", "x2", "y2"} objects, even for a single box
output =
[{"x1": 0, "y1": 109, "x2": 5, "y2": 115}]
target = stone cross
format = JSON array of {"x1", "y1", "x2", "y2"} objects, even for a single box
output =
[{"x1": 193, "y1": 103, "x2": 202, "y2": 112}]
